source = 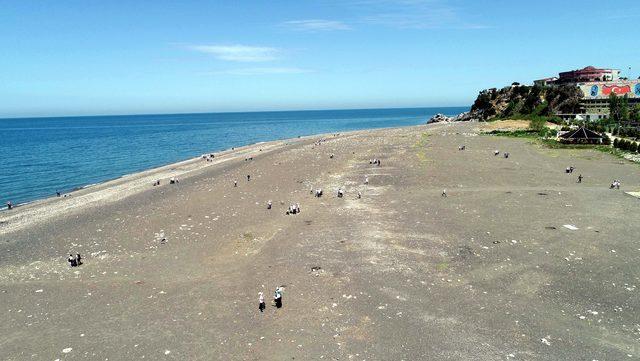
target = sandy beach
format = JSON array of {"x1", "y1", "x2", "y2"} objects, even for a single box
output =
[{"x1": 1, "y1": 121, "x2": 639, "y2": 360}]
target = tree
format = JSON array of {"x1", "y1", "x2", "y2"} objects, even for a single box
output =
[
  {"x1": 610, "y1": 93, "x2": 631, "y2": 123},
  {"x1": 609, "y1": 93, "x2": 621, "y2": 123},
  {"x1": 631, "y1": 104, "x2": 640, "y2": 122},
  {"x1": 620, "y1": 95, "x2": 630, "y2": 122}
]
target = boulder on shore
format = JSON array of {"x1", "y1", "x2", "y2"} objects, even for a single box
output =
[
  {"x1": 427, "y1": 111, "x2": 477, "y2": 124},
  {"x1": 428, "y1": 113, "x2": 452, "y2": 123}
]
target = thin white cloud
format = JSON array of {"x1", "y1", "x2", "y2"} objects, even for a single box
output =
[
  {"x1": 350, "y1": 0, "x2": 489, "y2": 29},
  {"x1": 282, "y1": 19, "x2": 351, "y2": 31},
  {"x1": 205, "y1": 67, "x2": 313, "y2": 76},
  {"x1": 188, "y1": 45, "x2": 279, "y2": 62}
]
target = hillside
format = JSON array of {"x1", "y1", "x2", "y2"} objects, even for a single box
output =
[{"x1": 470, "y1": 84, "x2": 582, "y2": 121}]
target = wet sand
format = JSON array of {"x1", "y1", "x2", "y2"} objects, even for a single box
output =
[{"x1": 1, "y1": 122, "x2": 639, "y2": 360}]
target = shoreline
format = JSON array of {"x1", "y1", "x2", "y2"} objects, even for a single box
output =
[{"x1": 0, "y1": 123, "x2": 437, "y2": 235}]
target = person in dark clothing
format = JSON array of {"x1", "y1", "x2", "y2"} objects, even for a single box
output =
[
  {"x1": 68, "y1": 254, "x2": 77, "y2": 267},
  {"x1": 577, "y1": 174, "x2": 583, "y2": 183},
  {"x1": 258, "y1": 292, "x2": 266, "y2": 312},
  {"x1": 76, "y1": 253, "x2": 82, "y2": 266},
  {"x1": 274, "y1": 287, "x2": 283, "y2": 308}
]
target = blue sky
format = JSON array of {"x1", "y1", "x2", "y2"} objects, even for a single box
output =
[{"x1": 1, "y1": 0, "x2": 639, "y2": 118}]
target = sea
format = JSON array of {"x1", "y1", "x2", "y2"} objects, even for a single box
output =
[{"x1": 0, "y1": 107, "x2": 467, "y2": 206}]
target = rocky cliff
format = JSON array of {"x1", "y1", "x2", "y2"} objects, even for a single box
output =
[{"x1": 469, "y1": 84, "x2": 582, "y2": 121}]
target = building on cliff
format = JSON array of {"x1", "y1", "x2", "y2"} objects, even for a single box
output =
[{"x1": 535, "y1": 66, "x2": 639, "y2": 121}]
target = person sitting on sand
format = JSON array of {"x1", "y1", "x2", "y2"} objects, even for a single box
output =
[
  {"x1": 566, "y1": 167, "x2": 571, "y2": 174},
  {"x1": 357, "y1": 191, "x2": 362, "y2": 199},
  {"x1": 274, "y1": 287, "x2": 283, "y2": 308},
  {"x1": 337, "y1": 189, "x2": 344, "y2": 198},
  {"x1": 330, "y1": 154, "x2": 334, "y2": 159},
  {"x1": 494, "y1": 150, "x2": 499, "y2": 156},
  {"x1": 364, "y1": 176, "x2": 369, "y2": 185},
  {"x1": 377, "y1": 159, "x2": 381, "y2": 166},
  {"x1": 247, "y1": 174, "x2": 251, "y2": 181},
  {"x1": 234, "y1": 180, "x2": 237, "y2": 187},
  {"x1": 267, "y1": 200, "x2": 272, "y2": 209},
  {"x1": 170, "y1": 177, "x2": 178, "y2": 184},
  {"x1": 504, "y1": 152, "x2": 509, "y2": 158},
  {"x1": 315, "y1": 189, "x2": 323, "y2": 198},
  {"x1": 76, "y1": 253, "x2": 82, "y2": 266},
  {"x1": 258, "y1": 292, "x2": 266, "y2": 313},
  {"x1": 442, "y1": 189, "x2": 447, "y2": 197}
]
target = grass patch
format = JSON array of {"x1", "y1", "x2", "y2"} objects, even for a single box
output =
[
  {"x1": 436, "y1": 262, "x2": 449, "y2": 272},
  {"x1": 486, "y1": 129, "x2": 539, "y2": 138}
]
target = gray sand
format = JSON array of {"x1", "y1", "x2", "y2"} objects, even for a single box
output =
[{"x1": 1, "y1": 122, "x2": 639, "y2": 360}]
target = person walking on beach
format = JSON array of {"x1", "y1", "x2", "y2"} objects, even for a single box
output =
[
  {"x1": 577, "y1": 174, "x2": 583, "y2": 183},
  {"x1": 364, "y1": 176, "x2": 369, "y2": 185},
  {"x1": 258, "y1": 292, "x2": 266, "y2": 313},
  {"x1": 274, "y1": 287, "x2": 283, "y2": 308},
  {"x1": 6, "y1": 201, "x2": 13, "y2": 210},
  {"x1": 247, "y1": 174, "x2": 251, "y2": 181}
]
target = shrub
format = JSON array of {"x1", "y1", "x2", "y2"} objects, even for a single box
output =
[{"x1": 613, "y1": 138, "x2": 619, "y2": 148}]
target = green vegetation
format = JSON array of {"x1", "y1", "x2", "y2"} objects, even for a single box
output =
[
  {"x1": 613, "y1": 138, "x2": 639, "y2": 153},
  {"x1": 609, "y1": 93, "x2": 631, "y2": 123},
  {"x1": 471, "y1": 84, "x2": 581, "y2": 121}
]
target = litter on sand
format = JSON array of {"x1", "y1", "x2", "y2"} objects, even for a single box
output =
[{"x1": 563, "y1": 225, "x2": 578, "y2": 230}]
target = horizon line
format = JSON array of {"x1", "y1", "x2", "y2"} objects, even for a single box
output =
[{"x1": 0, "y1": 105, "x2": 471, "y2": 121}]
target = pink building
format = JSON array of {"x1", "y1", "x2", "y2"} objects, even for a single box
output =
[{"x1": 556, "y1": 66, "x2": 620, "y2": 84}]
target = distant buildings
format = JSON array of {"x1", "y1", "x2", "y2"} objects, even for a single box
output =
[{"x1": 535, "y1": 66, "x2": 640, "y2": 120}]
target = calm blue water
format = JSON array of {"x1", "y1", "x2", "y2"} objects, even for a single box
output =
[{"x1": 0, "y1": 107, "x2": 467, "y2": 206}]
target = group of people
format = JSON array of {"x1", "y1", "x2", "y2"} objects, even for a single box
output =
[
  {"x1": 201, "y1": 153, "x2": 216, "y2": 162},
  {"x1": 258, "y1": 287, "x2": 284, "y2": 312},
  {"x1": 565, "y1": 166, "x2": 576, "y2": 174},
  {"x1": 369, "y1": 158, "x2": 381, "y2": 166},
  {"x1": 151, "y1": 177, "x2": 178, "y2": 186},
  {"x1": 458, "y1": 145, "x2": 466, "y2": 151},
  {"x1": 67, "y1": 253, "x2": 82, "y2": 267},
  {"x1": 313, "y1": 188, "x2": 323, "y2": 198},
  {"x1": 286, "y1": 203, "x2": 301, "y2": 215}
]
